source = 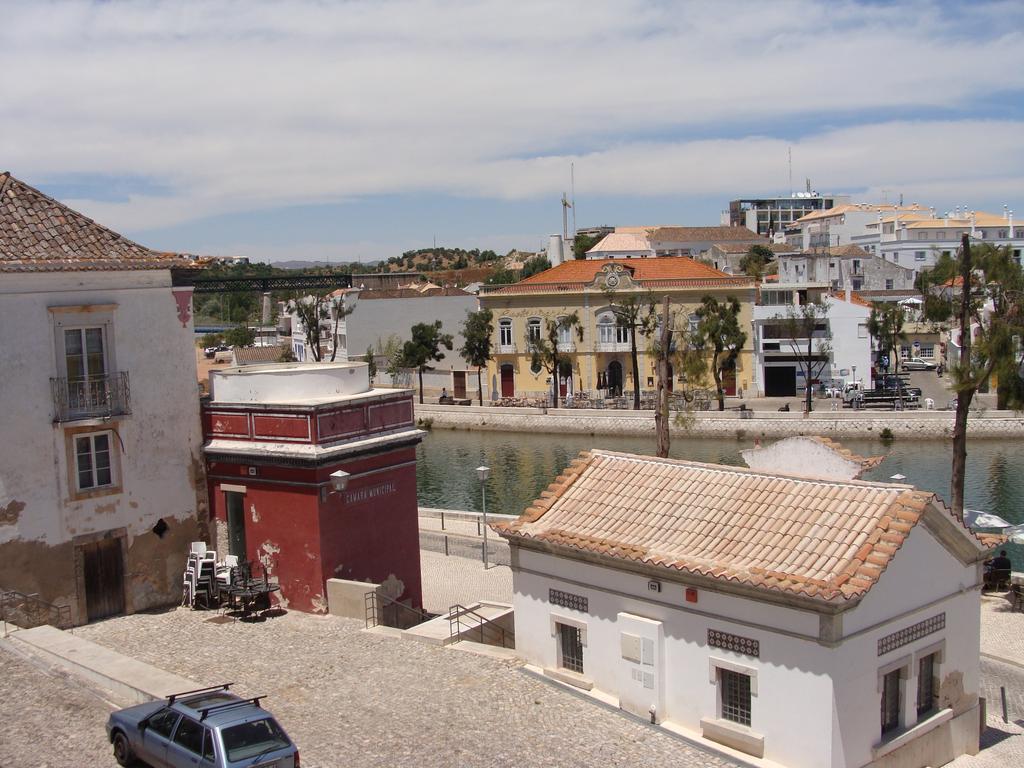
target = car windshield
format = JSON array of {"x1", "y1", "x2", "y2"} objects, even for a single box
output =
[{"x1": 221, "y1": 718, "x2": 290, "y2": 762}]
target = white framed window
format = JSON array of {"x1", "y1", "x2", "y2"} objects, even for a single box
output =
[
  {"x1": 915, "y1": 251, "x2": 927, "y2": 261},
  {"x1": 75, "y1": 431, "x2": 115, "y2": 492},
  {"x1": 499, "y1": 318, "x2": 513, "y2": 347},
  {"x1": 918, "y1": 232, "x2": 928, "y2": 240},
  {"x1": 557, "y1": 622, "x2": 584, "y2": 674},
  {"x1": 527, "y1": 317, "x2": 541, "y2": 343},
  {"x1": 598, "y1": 314, "x2": 616, "y2": 344},
  {"x1": 556, "y1": 317, "x2": 571, "y2": 345},
  {"x1": 720, "y1": 668, "x2": 752, "y2": 726},
  {"x1": 858, "y1": 323, "x2": 868, "y2": 338},
  {"x1": 920, "y1": 344, "x2": 935, "y2": 357},
  {"x1": 881, "y1": 668, "x2": 902, "y2": 735},
  {"x1": 916, "y1": 652, "x2": 938, "y2": 717},
  {"x1": 885, "y1": 279, "x2": 894, "y2": 290}
]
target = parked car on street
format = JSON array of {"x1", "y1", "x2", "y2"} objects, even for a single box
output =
[
  {"x1": 106, "y1": 684, "x2": 298, "y2": 768},
  {"x1": 204, "y1": 344, "x2": 230, "y2": 359},
  {"x1": 902, "y1": 357, "x2": 937, "y2": 371}
]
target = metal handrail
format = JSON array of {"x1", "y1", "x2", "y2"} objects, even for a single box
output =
[
  {"x1": 364, "y1": 590, "x2": 430, "y2": 629},
  {"x1": 1, "y1": 589, "x2": 73, "y2": 635},
  {"x1": 50, "y1": 371, "x2": 131, "y2": 422},
  {"x1": 447, "y1": 603, "x2": 515, "y2": 648}
]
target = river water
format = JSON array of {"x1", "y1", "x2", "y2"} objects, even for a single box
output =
[{"x1": 416, "y1": 429, "x2": 1024, "y2": 569}]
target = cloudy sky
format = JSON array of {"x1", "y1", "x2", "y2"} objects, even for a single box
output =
[{"x1": 3, "y1": 0, "x2": 1024, "y2": 262}]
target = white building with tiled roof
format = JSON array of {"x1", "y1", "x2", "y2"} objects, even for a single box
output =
[
  {"x1": 851, "y1": 208, "x2": 1024, "y2": 274},
  {"x1": 497, "y1": 448, "x2": 988, "y2": 768},
  {"x1": 0, "y1": 172, "x2": 207, "y2": 626}
]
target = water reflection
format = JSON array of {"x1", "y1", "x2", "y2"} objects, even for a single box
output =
[{"x1": 417, "y1": 430, "x2": 1024, "y2": 569}]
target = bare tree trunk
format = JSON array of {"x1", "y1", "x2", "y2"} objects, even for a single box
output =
[
  {"x1": 551, "y1": 354, "x2": 559, "y2": 410},
  {"x1": 950, "y1": 234, "x2": 974, "y2": 519},
  {"x1": 477, "y1": 367, "x2": 483, "y2": 406},
  {"x1": 804, "y1": 336, "x2": 814, "y2": 413},
  {"x1": 630, "y1": 328, "x2": 641, "y2": 410},
  {"x1": 655, "y1": 296, "x2": 672, "y2": 458},
  {"x1": 418, "y1": 368, "x2": 424, "y2": 404},
  {"x1": 713, "y1": 352, "x2": 724, "y2": 411}
]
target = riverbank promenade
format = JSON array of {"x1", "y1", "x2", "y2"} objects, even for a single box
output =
[{"x1": 415, "y1": 395, "x2": 1024, "y2": 439}]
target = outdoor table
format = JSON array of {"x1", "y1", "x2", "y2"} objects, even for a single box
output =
[{"x1": 224, "y1": 579, "x2": 281, "y2": 619}]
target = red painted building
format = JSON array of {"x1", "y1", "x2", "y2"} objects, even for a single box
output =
[{"x1": 201, "y1": 363, "x2": 423, "y2": 613}]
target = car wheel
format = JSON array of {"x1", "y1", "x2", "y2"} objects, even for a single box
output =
[{"x1": 112, "y1": 731, "x2": 137, "y2": 767}]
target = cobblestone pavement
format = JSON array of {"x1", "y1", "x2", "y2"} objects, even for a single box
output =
[
  {"x1": 73, "y1": 608, "x2": 739, "y2": 768},
  {"x1": 979, "y1": 592, "x2": 1024, "y2": 666},
  {"x1": 0, "y1": 641, "x2": 114, "y2": 768},
  {"x1": 949, "y1": 657, "x2": 1024, "y2": 767},
  {"x1": 420, "y1": 549, "x2": 513, "y2": 614}
]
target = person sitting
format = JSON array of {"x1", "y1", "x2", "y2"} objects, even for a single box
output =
[
  {"x1": 985, "y1": 550, "x2": 1013, "y2": 591},
  {"x1": 440, "y1": 387, "x2": 450, "y2": 403}
]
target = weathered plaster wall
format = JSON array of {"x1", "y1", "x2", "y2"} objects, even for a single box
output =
[{"x1": 0, "y1": 271, "x2": 206, "y2": 622}]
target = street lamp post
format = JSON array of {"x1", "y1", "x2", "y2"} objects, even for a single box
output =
[{"x1": 476, "y1": 465, "x2": 491, "y2": 568}]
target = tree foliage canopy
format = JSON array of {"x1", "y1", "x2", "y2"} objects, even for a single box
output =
[
  {"x1": 693, "y1": 295, "x2": 747, "y2": 410},
  {"x1": 739, "y1": 245, "x2": 775, "y2": 281}
]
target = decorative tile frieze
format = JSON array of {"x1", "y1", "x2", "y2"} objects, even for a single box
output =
[
  {"x1": 877, "y1": 613, "x2": 945, "y2": 656},
  {"x1": 549, "y1": 588, "x2": 588, "y2": 612},
  {"x1": 708, "y1": 629, "x2": 760, "y2": 658}
]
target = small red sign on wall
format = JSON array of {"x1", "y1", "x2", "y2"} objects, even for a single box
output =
[{"x1": 686, "y1": 588, "x2": 698, "y2": 603}]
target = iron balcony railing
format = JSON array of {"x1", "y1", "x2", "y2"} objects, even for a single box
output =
[{"x1": 51, "y1": 372, "x2": 131, "y2": 422}]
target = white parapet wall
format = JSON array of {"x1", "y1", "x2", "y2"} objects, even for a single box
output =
[{"x1": 210, "y1": 361, "x2": 371, "y2": 404}]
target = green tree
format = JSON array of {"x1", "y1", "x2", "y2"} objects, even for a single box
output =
[
  {"x1": 604, "y1": 289, "x2": 657, "y2": 409},
  {"x1": 460, "y1": 309, "x2": 494, "y2": 406},
  {"x1": 867, "y1": 302, "x2": 907, "y2": 374},
  {"x1": 288, "y1": 292, "x2": 353, "y2": 362},
  {"x1": 223, "y1": 325, "x2": 255, "y2": 348},
  {"x1": 739, "y1": 245, "x2": 775, "y2": 281},
  {"x1": 200, "y1": 332, "x2": 224, "y2": 349},
  {"x1": 573, "y1": 233, "x2": 602, "y2": 260},
  {"x1": 485, "y1": 265, "x2": 518, "y2": 285},
  {"x1": 772, "y1": 300, "x2": 832, "y2": 414},
  {"x1": 649, "y1": 298, "x2": 707, "y2": 456},
  {"x1": 693, "y1": 295, "x2": 747, "y2": 411},
  {"x1": 365, "y1": 346, "x2": 378, "y2": 384},
  {"x1": 529, "y1": 312, "x2": 583, "y2": 409},
  {"x1": 402, "y1": 320, "x2": 454, "y2": 404},
  {"x1": 376, "y1": 334, "x2": 407, "y2": 386},
  {"x1": 921, "y1": 237, "x2": 1024, "y2": 516},
  {"x1": 520, "y1": 255, "x2": 551, "y2": 279}
]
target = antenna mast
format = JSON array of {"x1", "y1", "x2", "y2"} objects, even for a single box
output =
[
  {"x1": 788, "y1": 147, "x2": 793, "y2": 197},
  {"x1": 571, "y1": 162, "x2": 577, "y2": 239}
]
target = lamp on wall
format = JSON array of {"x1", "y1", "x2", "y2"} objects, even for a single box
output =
[
  {"x1": 330, "y1": 470, "x2": 350, "y2": 494},
  {"x1": 476, "y1": 465, "x2": 491, "y2": 569}
]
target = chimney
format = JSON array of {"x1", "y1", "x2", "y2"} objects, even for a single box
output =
[
  {"x1": 1004, "y1": 204, "x2": 1009, "y2": 220},
  {"x1": 1009, "y1": 209, "x2": 1014, "y2": 236},
  {"x1": 547, "y1": 234, "x2": 565, "y2": 266},
  {"x1": 970, "y1": 211, "x2": 976, "y2": 237}
]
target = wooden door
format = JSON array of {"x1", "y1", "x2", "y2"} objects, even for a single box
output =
[
  {"x1": 721, "y1": 360, "x2": 737, "y2": 396},
  {"x1": 81, "y1": 537, "x2": 125, "y2": 621},
  {"x1": 453, "y1": 371, "x2": 467, "y2": 399},
  {"x1": 500, "y1": 364, "x2": 515, "y2": 397}
]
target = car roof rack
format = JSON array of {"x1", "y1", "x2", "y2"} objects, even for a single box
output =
[
  {"x1": 166, "y1": 683, "x2": 234, "y2": 705},
  {"x1": 199, "y1": 695, "x2": 266, "y2": 721}
]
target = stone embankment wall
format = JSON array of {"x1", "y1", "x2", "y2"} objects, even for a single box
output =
[{"x1": 414, "y1": 403, "x2": 1024, "y2": 439}]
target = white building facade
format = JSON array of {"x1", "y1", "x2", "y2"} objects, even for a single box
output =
[
  {"x1": 0, "y1": 173, "x2": 207, "y2": 625},
  {"x1": 498, "y1": 449, "x2": 988, "y2": 768}
]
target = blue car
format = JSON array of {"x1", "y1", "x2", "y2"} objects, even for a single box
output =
[{"x1": 105, "y1": 685, "x2": 299, "y2": 768}]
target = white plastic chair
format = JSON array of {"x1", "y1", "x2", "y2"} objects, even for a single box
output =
[{"x1": 190, "y1": 541, "x2": 207, "y2": 556}]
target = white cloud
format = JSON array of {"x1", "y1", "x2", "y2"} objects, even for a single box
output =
[{"x1": 2, "y1": 0, "x2": 1023, "y2": 233}]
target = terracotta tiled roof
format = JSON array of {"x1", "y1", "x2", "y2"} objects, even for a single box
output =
[
  {"x1": 586, "y1": 232, "x2": 653, "y2": 254},
  {"x1": 233, "y1": 345, "x2": 289, "y2": 364},
  {"x1": 794, "y1": 204, "x2": 931, "y2": 224},
  {"x1": 649, "y1": 226, "x2": 761, "y2": 243},
  {"x1": 831, "y1": 291, "x2": 874, "y2": 308},
  {"x1": 708, "y1": 241, "x2": 790, "y2": 254},
  {"x1": 518, "y1": 257, "x2": 730, "y2": 285},
  {"x1": 0, "y1": 172, "x2": 192, "y2": 273},
  {"x1": 495, "y1": 450, "x2": 984, "y2": 603},
  {"x1": 826, "y1": 244, "x2": 871, "y2": 258}
]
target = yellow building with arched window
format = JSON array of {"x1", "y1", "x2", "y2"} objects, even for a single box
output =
[{"x1": 479, "y1": 258, "x2": 756, "y2": 401}]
